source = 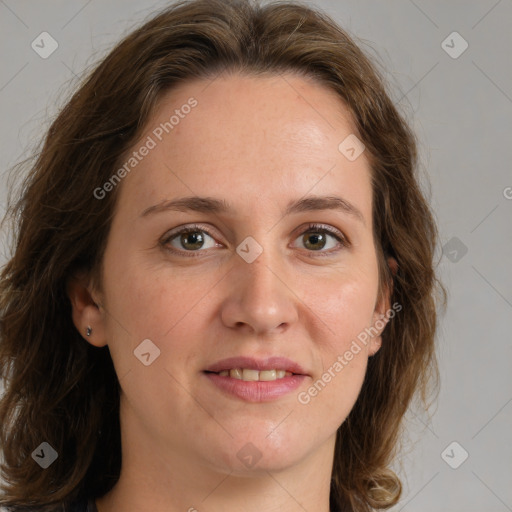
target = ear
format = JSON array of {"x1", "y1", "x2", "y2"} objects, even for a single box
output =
[
  {"x1": 369, "y1": 256, "x2": 398, "y2": 356},
  {"x1": 66, "y1": 271, "x2": 108, "y2": 347}
]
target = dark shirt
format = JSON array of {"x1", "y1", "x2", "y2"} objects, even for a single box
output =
[
  {"x1": 68, "y1": 498, "x2": 343, "y2": 511},
  {"x1": 86, "y1": 499, "x2": 98, "y2": 512},
  {"x1": 68, "y1": 498, "x2": 97, "y2": 512}
]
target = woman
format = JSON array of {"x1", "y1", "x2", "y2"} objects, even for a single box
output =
[{"x1": 0, "y1": 0, "x2": 445, "y2": 511}]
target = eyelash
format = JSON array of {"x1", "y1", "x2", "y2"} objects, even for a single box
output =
[{"x1": 160, "y1": 222, "x2": 350, "y2": 258}]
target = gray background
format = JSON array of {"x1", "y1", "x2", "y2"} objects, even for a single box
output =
[{"x1": 1, "y1": 1, "x2": 511, "y2": 510}]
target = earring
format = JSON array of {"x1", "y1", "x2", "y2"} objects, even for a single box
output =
[{"x1": 86, "y1": 326, "x2": 92, "y2": 337}]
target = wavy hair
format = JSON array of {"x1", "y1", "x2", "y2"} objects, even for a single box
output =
[{"x1": 0, "y1": 0, "x2": 445, "y2": 510}]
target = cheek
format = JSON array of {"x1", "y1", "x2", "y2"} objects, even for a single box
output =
[
  {"x1": 299, "y1": 266, "x2": 379, "y2": 348},
  {"x1": 100, "y1": 255, "x2": 222, "y2": 382},
  {"x1": 102, "y1": 249, "x2": 210, "y2": 334},
  {"x1": 293, "y1": 268, "x2": 377, "y2": 415}
]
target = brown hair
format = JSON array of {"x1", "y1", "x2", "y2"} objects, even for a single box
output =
[{"x1": 0, "y1": 0, "x2": 445, "y2": 510}]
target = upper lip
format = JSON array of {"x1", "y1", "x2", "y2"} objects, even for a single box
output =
[{"x1": 204, "y1": 356, "x2": 308, "y2": 375}]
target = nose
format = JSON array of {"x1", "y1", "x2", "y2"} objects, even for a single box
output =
[{"x1": 220, "y1": 245, "x2": 299, "y2": 336}]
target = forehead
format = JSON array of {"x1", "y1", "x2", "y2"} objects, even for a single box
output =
[{"x1": 113, "y1": 72, "x2": 372, "y2": 223}]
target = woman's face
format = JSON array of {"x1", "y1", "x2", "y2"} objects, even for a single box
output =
[{"x1": 77, "y1": 72, "x2": 391, "y2": 475}]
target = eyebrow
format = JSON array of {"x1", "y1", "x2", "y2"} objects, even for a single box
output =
[{"x1": 140, "y1": 194, "x2": 365, "y2": 225}]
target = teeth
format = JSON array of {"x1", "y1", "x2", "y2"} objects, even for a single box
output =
[
  {"x1": 216, "y1": 369, "x2": 293, "y2": 381},
  {"x1": 259, "y1": 370, "x2": 276, "y2": 381},
  {"x1": 242, "y1": 369, "x2": 259, "y2": 381},
  {"x1": 230, "y1": 368, "x2": 243, "y2": 379}
]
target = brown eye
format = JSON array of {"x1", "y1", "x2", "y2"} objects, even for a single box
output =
[
  {"x1": 162, "y1": 225, "x2": 219, "y2": 255},
  {"x1": 178, "y1": 231, "x2": 206, "y2": 250},
  {"x1": 301, "y1": 231, "x2": 328, "y2": 251},
  {"x1": 293, "y1": 224, "x2": 349, "y2": 256}
]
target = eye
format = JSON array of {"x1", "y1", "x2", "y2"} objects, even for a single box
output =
[
  {"x1": 161, "y1": 224, "x2": 220, "y2": 256},
  {"x1": 291, "y1": 223, "x2": 349, "y2": 256}
]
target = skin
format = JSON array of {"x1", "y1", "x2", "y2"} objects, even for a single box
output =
[{"x1": 68, "y1": 71, "x2": 394, "y2": 512}]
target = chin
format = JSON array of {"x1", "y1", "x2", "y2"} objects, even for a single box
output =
[{"x1": 201, "y1": 432, "x2": 310, "y2": 475}]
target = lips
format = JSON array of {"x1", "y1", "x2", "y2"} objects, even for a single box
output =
[
  {"x1": 204, "y1": 356, "x2": 308, "y2": 375},
  {"x1": 203, "y1": 356, "x2": 308, "y2": 402},
  {"x1": 203, "y1": 356, "x2": 309, "y2": 403}
]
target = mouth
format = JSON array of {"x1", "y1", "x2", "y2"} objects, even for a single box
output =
[
  {"x1": 204, "y1": 355, "x2": 307, "y2": 378},
  {"x1": 203, "y1": 356, "x2": 308, "y2": 402},
  {"x1": 205, "y1": 368, "x2": 294, "y2": 382}
]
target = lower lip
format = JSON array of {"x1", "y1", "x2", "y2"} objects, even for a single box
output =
[{"x1": 204, "y1": 372, "x2": 306, "y2": 402}]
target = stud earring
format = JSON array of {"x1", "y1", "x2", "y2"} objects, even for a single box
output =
[{"x1": 86, "y1": 326, "x2": 92, "y2": 337}]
